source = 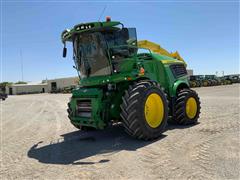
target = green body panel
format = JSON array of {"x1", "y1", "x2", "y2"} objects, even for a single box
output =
[
  {"x1": 68, "y1": 53, "x2": 189, "y2": 128},
  {"x1": 79, "y1": 53, "x2": 188, "y2": 97},
  {"x1": 63, "y1": 20, "x2": 189, "y2": 129},
  {"x1": 69, "y1": 88, "x2": 105, "y2": 129}
]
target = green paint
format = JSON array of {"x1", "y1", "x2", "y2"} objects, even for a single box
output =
[{"x1": 63, "y1": 20, "x2": 190, "y2": 129}]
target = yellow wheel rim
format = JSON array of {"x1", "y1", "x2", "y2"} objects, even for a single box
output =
[
  {"x1": 186, "y1": 97, "x2": 197, "y2": 119},
  {"x1": 144, "y1": 93, "x2": 164, "y2": 128}
]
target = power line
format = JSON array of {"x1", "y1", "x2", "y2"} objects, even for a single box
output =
[{"x1": 98, "y1": 5, "x2": 107, "y2": 22}]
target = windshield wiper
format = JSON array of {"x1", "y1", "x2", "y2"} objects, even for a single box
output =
[
  {"x1": 75, "y1": 44, "x2": 91, "y2": 77},
  {"x1": 82, "y1": 56, "x2": 91, "y2": 77},
  {"x1": 78, "y1": 49, "x2": 91, "y2": 77}
]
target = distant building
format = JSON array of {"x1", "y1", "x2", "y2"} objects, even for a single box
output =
[
  {"x1": 47, "y1": 77, "x2": 79, "y2": 93},
  {"x1": 6, "y1": 81, "x2": 47, "y2": 95},
  {"x1": 187, "y1": 69, "x2": 193, "y2": 76},
  {"x1": 5, "y1": 76, "x2": 79, "y2": 95}
]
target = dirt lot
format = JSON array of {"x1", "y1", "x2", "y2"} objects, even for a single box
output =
[{"x1": 1, "y1": 84, "x2": 239, "y2": 179}]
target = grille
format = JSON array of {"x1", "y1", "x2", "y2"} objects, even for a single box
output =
[
  {"x1": 76, "y1": 100, "x2": 92, "y2": 118},
  {"x1": 170, "y1": 64, "x2": 187, "y2": 78}
]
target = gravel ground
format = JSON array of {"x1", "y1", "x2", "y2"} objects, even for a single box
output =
[{"x1": 0, "y1": 84, "x2": 239, "y2": 180}]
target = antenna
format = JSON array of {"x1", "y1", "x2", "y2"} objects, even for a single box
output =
[
  {"x1": 98, "y1": 5, "x2": 107, "y2": 22},
  {"x1": 20, "y1": 49, "x2": 24, "y2": 81}
]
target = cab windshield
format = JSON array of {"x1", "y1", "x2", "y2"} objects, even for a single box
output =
[{"x1": 72, "y1": 28, "x2": 137, "y2": 78}]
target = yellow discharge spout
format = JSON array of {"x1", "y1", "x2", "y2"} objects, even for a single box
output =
[{"x1": 137, "y1": 40, "x2": 187, "y2": 66}]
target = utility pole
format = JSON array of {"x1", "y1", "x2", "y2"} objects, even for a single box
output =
[{"x1": 20, "y1": 49, "x2": 23, "y2": 81}]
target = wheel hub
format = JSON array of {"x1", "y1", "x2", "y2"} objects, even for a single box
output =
[
  {"x1": 144, "y1": 93, "x2": 164, "y2": 128},
  {"x1": 186, "y1": 97, "x2": 197, "y2": 119}
]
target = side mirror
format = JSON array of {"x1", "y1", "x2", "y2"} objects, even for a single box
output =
[{"x1": 63, "y1": 47, "x2": 67, "y2": 58}]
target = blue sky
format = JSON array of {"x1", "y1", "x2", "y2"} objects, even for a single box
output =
[{"x1": 1, "y1": 1, "x2": 239, "y2": 82}]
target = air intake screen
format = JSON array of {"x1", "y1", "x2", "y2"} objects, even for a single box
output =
[
  {"x1": 170, "y1": 64, "x2": 187, "y2": 78},
  {"x1": 76, "y1": 100, "x2": 92, "y2": 118}
]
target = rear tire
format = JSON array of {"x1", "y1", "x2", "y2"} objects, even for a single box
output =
[
  {"x1": 120, "y1": 80, "x2": 168, "y2": 140},
  {"x1": 173, "y1": 89, "x2": 201, "y2": 125}
]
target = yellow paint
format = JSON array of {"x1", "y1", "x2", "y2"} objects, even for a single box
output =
[
  {"x1": 161, "y1": 60, "x2": 183, "y2": 64},
  {"x1": 144, "y1": 93, "x2": 164, "y2": 128},
  {"x1": 186, "y1": 97, "x2": 197, "y2": 119},
  {"x1": 138, "y1": 40, "x2": 187, "y2": 66},
  {"x1": 192, "y1": 81, "x2": 197, "y2": 87},
  {"x1": 203, "y1": 81, "x2": 208, "y2": 86}
]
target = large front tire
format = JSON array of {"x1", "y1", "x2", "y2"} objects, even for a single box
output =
[
  {"x1": 120, "y1": 81, "x2": 168, "y2": 140},
  {"x1": 174, "y1": 89, "x2": 201, "y2": 125}
]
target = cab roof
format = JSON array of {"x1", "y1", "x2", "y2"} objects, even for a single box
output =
[{"x1": 61, "y1": 21, "x2": 121, "y2": 43}]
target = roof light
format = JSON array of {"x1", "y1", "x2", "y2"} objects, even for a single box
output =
[{"x1": 106, "y1": 16, "x2": 111, "y2": 22}]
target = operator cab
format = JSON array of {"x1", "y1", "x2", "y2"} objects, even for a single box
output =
[{"x1": 61, "y1": 17, "x2": 138, "y2": 78}]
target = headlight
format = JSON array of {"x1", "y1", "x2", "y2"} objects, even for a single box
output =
[{"x1": 61, "y1": 29, "x2": 70, "y2": 39}]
